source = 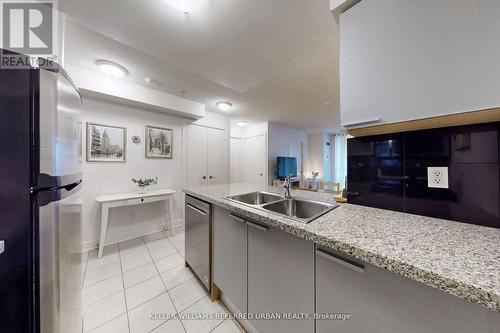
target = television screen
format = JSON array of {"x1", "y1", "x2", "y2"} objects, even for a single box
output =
[{"x1": 277, "y1": 156, "x2": 297, "y2": 179}]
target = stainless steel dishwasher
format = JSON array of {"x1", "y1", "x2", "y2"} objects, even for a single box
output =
[{"x1": 185, "y1": 195, "x2": 211, "y2": 291}]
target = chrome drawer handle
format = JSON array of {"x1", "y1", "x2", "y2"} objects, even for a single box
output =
[
  {"x1": 316, "y1": 249, "x2": 365, "y2": 274},
  {"x1": 228, "y1": 214, "x2": 245, "y2": 223},
  {"x1": 186, "y1": 203, "x2": 206, "y2": 216},
  {"x1": 247, "y1": 221, "x2": 268, "y2": 232}
]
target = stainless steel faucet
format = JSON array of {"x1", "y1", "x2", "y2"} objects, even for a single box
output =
[{"x1": 283, "y1": 175, "x2": 292, "y2": 199}]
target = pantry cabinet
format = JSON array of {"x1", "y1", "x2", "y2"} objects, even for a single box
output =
[{"x1": 185, "y1": 124, "x2": 228, "y2": 186}]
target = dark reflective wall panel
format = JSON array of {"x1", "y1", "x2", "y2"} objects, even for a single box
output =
[
  {"x1": 347, "y1": 122, "x2": 500, "y2": 228},
  {"x1": 347, "y1": 134, "x2": 405, "y2": 212}
]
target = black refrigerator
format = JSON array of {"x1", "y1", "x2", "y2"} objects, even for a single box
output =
[{"x1": 0, "y1": 62, "x2": 84, "y2": 333}]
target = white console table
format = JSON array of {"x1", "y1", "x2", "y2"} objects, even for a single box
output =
[{"x1": 95, "y1": 189, "x2": 176, "y2": 258}]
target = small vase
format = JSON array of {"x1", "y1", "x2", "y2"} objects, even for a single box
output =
[{"x1": 137, "y1": 186, "x2": 146, "y2": 194}]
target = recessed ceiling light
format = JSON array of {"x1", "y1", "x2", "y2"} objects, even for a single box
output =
[
  {"x1": 161, "y1": 0, "x2": 210, "y2": 14},
  {"x1": 96, "y1": 60, "x2": 128, "y2": 78},
  {"x1": 216, "y1": 101, "x2": 232, "y2": 111},
  {"x1": 237, "y1": 121, "x2": 247, "y2": 127},
  {"x1": 145, "y1": 77, "x2": 159, "y2": 86}
]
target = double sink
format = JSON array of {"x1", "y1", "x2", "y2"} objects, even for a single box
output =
[{"x1": 225, "y1": 191, "x2": 338, "y2": 224}]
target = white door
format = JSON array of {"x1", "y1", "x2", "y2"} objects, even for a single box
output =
[
  {"x1": 230, "y1": 137, "x2": 243, "y2": 183},
  {"x1": 186, "y1": 125, "x2": 208, "y2": 186},
  {"x1": 243, "y1": 135, "x2": 266, "y2": 185},
  {"x1": 207, "y1": 128, "x2": 228, "y2": 185}
]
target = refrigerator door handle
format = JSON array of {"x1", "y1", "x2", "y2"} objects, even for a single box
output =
[
  {"x1": 37, "y1": 180, "x2": 82, "y2": 207},
  {"x1": 38, "y1": 172, "x2": 83, "y2": 190},
  {"x1": 55, "y1": 179, "x2": 82, "y2": 192}
]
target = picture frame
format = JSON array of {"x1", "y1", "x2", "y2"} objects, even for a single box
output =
[
  {"x1": 145, "y1": 125, "x2": 173, "y2": 159},
  {"x1": 86, "y1": 122, "x2": 126, "y2": 162}
]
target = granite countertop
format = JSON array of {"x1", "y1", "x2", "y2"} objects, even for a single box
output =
[{"x1": 183, "y1": 183, "x2": 500, "y2": 312}]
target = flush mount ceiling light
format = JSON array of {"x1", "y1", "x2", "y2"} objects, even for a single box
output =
[
  {"x1": 237, "y1": 121, "x2": 247, "y2": 127},
  {"x1": 216, "y1": 101, "x2": 232, "y2": 111},
  {"x1": 95, "y1": 60, "x2": 128, "y2": 78},
  {"x1": 161, "y1": 0, "x2": 210, "y2": 14}
]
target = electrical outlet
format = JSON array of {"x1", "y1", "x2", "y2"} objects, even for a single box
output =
[{"x1": 427, "y1": 167, "x2": 449, "y2": 189}]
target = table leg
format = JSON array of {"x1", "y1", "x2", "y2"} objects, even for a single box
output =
[
  {"x1": 163, "y1": 197, "x2": 175, "y2": 236},
  {"x1": 98, "y1": 204, "x2": 109, "y2": 258}
]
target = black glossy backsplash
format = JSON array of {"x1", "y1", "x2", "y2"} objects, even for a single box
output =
[{"x1": 347, "y1": 122, "x2": 500, "y2": 228}]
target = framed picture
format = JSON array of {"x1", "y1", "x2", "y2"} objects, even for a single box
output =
[
  {"x1": 86, "y1": 122, "x2": 126, "y2": 162},
  {"x1": 145, "y1": 125, "x2": 173, "y2": 159}
]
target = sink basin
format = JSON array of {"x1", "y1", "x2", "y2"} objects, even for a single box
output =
[
  {"x1": 262, "y1": 198, "x2": 338, "y2": 223},
  {"x1": 226, "y1": 191, "x2": 283, "y2": 206}
]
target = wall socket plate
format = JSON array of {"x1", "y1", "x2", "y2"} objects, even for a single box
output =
[{"x1": 427, "y1": 167, "x2": 449, "y2": 189}]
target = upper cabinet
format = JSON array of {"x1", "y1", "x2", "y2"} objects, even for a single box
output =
[
  {"x1": 185, "y1": 124, "x2": 228, "y2": 186},
  {"x1": 339, "y1": 0, "x2": 500, "y2": 130}
]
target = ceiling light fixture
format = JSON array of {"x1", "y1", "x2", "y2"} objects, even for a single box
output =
[
  {"x1": 96, "y1": 60, "x2": 128, "y2": 78},
  {"x1": 145, "y1": 77, "x2": 159, "y2": 86},
  {"x1": 237, "y1": 121, "x2": 247, "y2": 127},
  {"x1": 161, "y1": 0, "x2": 210, "y2": 14},
  {"x1": 216, "y1": 101, "x2": 232, "y2": 111}
]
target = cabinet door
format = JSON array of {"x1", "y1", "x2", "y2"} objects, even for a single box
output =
[
  {"x1": 243, "y1": 135, "x2": 266, "y2": 185},
  {"x1": 340, "y1": 0, "x2": 500, "y2": 129},
  {"x1": 186, "y1": 125, "x2": 208, "y2": 186},
  {"x1": 229, "y1": 137, "x2": 243, "y2": 182},
  {"x1": 315, "y1": 247, "x2": 500, "y2": 333},
  {"x1": 247, "y1": 222, "x2": 314, "y2": 333},
  {"x1": 207, "y1": 128, "x2": 228, "y2": 185},
  {"x1": 213, "y1": 207, "x2": 247, "y2": 313}
]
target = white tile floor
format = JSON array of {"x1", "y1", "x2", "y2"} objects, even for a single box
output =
[{"x1": 82, "y1": 231, "x2": 242, "y2": 333}]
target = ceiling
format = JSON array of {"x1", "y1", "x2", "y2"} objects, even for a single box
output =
[{"x1": 60, "y1": 0, "x2": 340, "y2": 131}]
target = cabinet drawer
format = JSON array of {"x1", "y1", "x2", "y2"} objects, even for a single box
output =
[{"x1": 315, "y1": 247, "x2": 500, "y2": 333}]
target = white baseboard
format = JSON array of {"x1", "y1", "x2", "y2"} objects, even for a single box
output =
[{"x1": 82, "y1": 219, "x2": 184, "y2": 252}]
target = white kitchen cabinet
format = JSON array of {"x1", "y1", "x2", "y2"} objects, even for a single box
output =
[
  {"x1": 213, "y1": 206, "x2": 247, "y2": 314},
  {"x1": 247, "y1": 221, "x2": 314, "y2": 333},
  {"x1": 186, "y1": 124, "x2": 228, "y2": 186},
  {"x1": 315, "y1": 246, "x2": 500, "y2": 333},
  {"x1": 339, "y1": 0, "x2": 500, "y2": 129}
]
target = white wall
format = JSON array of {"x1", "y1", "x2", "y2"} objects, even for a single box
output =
[
  {"x1": 308, "y1": 133, "x2": 325, "y2": 179},
  {"x1": 80, "y1": 97, "x2": 208, "y2": 250},
  {"x1": 267, "y1": 122, "x2": 308, "y2": 184}
]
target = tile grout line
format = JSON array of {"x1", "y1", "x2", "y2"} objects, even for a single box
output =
[
  {"x1": 142, "y1": 235, "x2": 189, "y2": 333},
  {"x1": 83, "y1": 270, "x2": 122, "y2": 288},
  {"x1": 209, "y1": 318, "x2": 227, "y2": 333},
  {"x1": 82, "y1": 249, "x2": 91, "y2": 288},
  {"x1": 117, "y1": 242, "x2": 133, "y2": 333},
  {"x1": 82, "y1": 247, "x2": 126, "y2": 332},
  {"x1": 82, "y1": 289, "x2": 123, "y2": 310}
]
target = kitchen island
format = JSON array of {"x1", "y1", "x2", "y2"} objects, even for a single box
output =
[{"x1": 184, "y1": 183, "x2": 500, "y2": 333}]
